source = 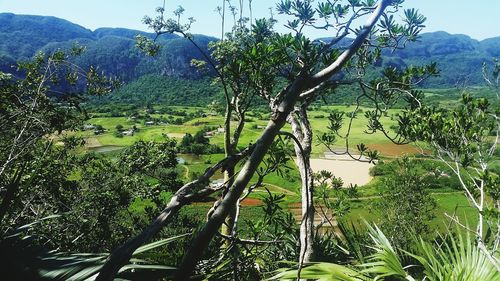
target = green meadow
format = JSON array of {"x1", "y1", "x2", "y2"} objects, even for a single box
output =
[{"x1": 70, "y1": 104, "x2": 480, "y2": 233}]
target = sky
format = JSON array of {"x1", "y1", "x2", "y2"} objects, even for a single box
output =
[{"x1": 1, "y1": 0, "x2": 499, "y2": 40}]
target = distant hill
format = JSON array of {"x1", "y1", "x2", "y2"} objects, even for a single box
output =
[
  {"x1": 1, "y1": 13, "x2": 499, "y2": 88},
  {"x1": 379, "y1": 31, "x2": 500, "y2": 86},
  {"x1": 95, "y1": 74, "x2": 222, "y2": 106},
  {"x1": 0, "y1": 13, "x2": 214, "y2": 80},
  {"x1": 0, "y1": 13, "x2": 94, "y2": 58}
]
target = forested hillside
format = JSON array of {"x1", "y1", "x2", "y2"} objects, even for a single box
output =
[
  {"x1": 381, "y1": 31, "x2": 500, "y2": 86},
  {"x1": 1, "y1": 13, "x2": 500, "y2": 88},
  {"x1": 97, "y1": 75, "x2": 222, "y2": 106},
  {"x1": 0, "y1": 13, "x2": 214, "y2": 80}
]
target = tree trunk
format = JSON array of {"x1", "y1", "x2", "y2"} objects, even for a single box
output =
[
  {"x1": 289, "y1": 108, "x2": 315, "y2": 263},
  {"x1": 221, "y1": 101, "x2": 235, "y2": 238},
  {"x1": 96, "y1": 2, "x2": 390, "y2": 278},
  {"x1": 173, "y1": 78, "x2": 308, "y2": 280},
  {"x1": 221, "y1": 108, "x2": 243, "y2": 240},
  {"x1": 221, "y1": 167, "x2": 236, "y2": 238}
]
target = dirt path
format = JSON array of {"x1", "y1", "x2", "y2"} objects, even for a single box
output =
[
  {"x1": 253, "y1": 184, "x2": 297, "y2": 196},
  {"x1": 181, "y1": 165, "x2": 190, "y2": 180}
]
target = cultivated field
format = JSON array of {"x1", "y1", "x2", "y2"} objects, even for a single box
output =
[{"x1": 71, "y1": 104, "x2": 481, "y2": 231}]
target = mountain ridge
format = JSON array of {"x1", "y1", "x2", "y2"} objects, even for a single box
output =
[{"x1": 1, "y1": 13, "x2": 499, "y2": 87}]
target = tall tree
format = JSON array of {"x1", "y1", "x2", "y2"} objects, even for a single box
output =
[
  {"x1": 96, "y1": 1, "x2": 430, "y2": 279},
  {"x1": 0, "y1": 48, "x2": 117, "y2": 227}
]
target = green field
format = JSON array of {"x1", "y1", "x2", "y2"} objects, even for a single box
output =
[
  {"x1": 73, "y1": 104, "x2": 482, "y2": 232},
  {"x1": 80, "y1": 105, "x2": 406, "y2": 155}
]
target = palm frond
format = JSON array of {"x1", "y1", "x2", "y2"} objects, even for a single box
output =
[
  {"x1": 409, "y1": 229, "x2": 500, "y2": 281},
  {"x1": 1, "y1": 218, "x2": 188, "y2": 281},
  {"x1": 37, "y1": 235, "x2": 186, "y2": 281},
  {"x1": 268, "y1": 262, "x2": 366, "y2": 281},
  {"x1": 360, "y1": 224, "x2": 415, "y2": 281}
]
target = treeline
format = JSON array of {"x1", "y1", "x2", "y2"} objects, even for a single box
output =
[
  {"x1": 92, "y1": 75, "x2": 223, "y2": 107},
  {"x1": 92, "y1": 74, "x2": 500, "y2": 109},
  {"x1": 178, "y1": 127, "x2": 225, "y2": 155}
]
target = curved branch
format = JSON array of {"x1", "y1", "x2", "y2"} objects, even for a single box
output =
[
  {"x1": 310, "y1": 0, "x2": 391, "y2": 87},
  {"x1": 95, "y1": 145, "x2": 254, "y2": 281}
]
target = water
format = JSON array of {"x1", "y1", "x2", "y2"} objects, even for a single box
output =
[
  {"x1": 88, "y1": 146, "x2": 124, "y2": 153},
  {"x1": 177, "y1": 154, "x2": 203, "y2": 164}
]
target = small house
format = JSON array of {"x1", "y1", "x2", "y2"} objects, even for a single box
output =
[
  {"x1": 83, "y1": 124, "x2": 96, "y2": 131},
  {"x1": 122, "y1": 129, "x2": 135, "y2": 136}
]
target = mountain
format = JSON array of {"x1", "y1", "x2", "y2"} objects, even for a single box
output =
[
  {"x1": 0, "y1": 13, "x2": 94, "y2": 59},
  {"x1": 1, "y1": 13, "x2": 500, "y2": 88},
  {"x1": 379, "y1": 31, "x2": 499, "y2": 86},
  {"x1": 0, "y1": 13, "x2": 214, "y2": 80}
]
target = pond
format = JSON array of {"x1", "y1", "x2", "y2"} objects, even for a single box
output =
[
  {"x1": 177, "y1": 154, "x2": 203, "y2": 164},
  {"x1": 88, "y1": 146, "x2": 124, "y2": 153}
]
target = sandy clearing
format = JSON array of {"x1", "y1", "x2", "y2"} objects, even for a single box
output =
[
  {"x1": 84, "y1": 137, "x2": 101, "y2": 148},
  {"x1": 167, "y1": 133, "x2": 187, "y2": 138},
  {"x1": 308, "y1": 158, "x2": 374, "y2": 187}
]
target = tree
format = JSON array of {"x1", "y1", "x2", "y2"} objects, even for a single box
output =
[
  {"x1": 96, "y1": 1, "x2": 430, "y2": 280},
  {"x1": 375, "y1": 157, "x2": 436, "y2": 249},
  {"x1": 0, "y1": 47, "x2": 118, "y2": 227},
  {"x1": 399, "y1": 92, "x2": 500, "y2": 270}
]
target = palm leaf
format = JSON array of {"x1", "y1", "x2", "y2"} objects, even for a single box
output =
[
  {"x1": 268, "y1": 262, "x2": 366, "y2": 281},
  {"x1": 409, "y1": 228, "x2": 500, "y2": 281},
  {"x1": 133, "y1": 233, "x2": 190, "y2": 255},
  {"x1": 360, "y1": 224, "x2": 415, "y2": 281}
]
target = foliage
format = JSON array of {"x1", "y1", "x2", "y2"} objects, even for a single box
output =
[
  {"x1": 206, "y1": 190, "x2": 298, "y2": 280},
  {"x1": 96, "y1": 74, "x2": 223, "y2": 106},
  {"x1": 0, "y1": 216, "x2": 185, "y2": 281},
  {"x1": 411, "y1": 230, "x2": 500, "y2": 281},
  {"x1": 399, "y1": 92, "x2": 499, "y2": 266},
  {"x1": 0, "y1": 48, "x2": 117, "y2": 234},
  {"x1": 374, "y1": 158, "x2": 437, "y2": 249},
  {"x1": 178, "y1": 128, "x2": 225, "y2": 155},
  {"x1": 271, "y1": 225, "x2": 500, "y2": 281},
  {"x1": 0, "y1": 138, "x2": 182, "y2": 253},
  {"x1": 315, "y1": 170, "x2": 359, "y2": 222}
]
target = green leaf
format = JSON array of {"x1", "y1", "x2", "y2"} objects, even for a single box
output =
[{"x1": 132, "y1": 233, "x2": 190, "y2": 255}]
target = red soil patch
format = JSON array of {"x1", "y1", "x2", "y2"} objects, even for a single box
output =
[
  {"x1": 367, "y1": 143, "x2": 430, "y2": 157},
  {"x1": 240, "y1": 198, "x2": 263, "y2": 206}
]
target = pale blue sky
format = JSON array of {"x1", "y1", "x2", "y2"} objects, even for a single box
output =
[{"x1": 1, "y1": 0, "x2": 499, "y2": 40}]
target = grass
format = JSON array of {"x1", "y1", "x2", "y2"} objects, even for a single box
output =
[
  {"x1": 76, "y1": 105, "x2": 485, "y2": 234},
  {"x1": 81, "y1": 105, "x2": 416, "y2": 156},
  {"x1": 346, "y1": 192, "x2": 478, "y2": 232}
]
